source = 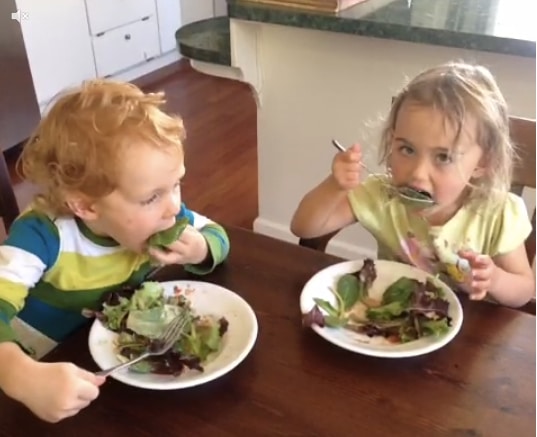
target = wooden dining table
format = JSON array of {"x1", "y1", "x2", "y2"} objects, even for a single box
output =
[{"x1": 0, "y1": 226, "x2": 535, "y2": 436}]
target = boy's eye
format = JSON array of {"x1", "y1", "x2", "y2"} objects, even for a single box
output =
[{"x1": 141, "y1": 194, "x2": 159, "y2": 205}]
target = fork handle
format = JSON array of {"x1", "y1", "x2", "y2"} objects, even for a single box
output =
[{"x1": 95, "y1": 352, "x2": 151, "y2": 377}]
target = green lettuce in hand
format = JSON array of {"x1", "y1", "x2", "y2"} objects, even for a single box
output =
[{"x1": 148, "y1": 217, "x2": 190, "y2": 249}]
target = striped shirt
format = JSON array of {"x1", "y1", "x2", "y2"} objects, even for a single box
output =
[{"x1": 0, "y1": 203, "x2": 229, "y2": 357}]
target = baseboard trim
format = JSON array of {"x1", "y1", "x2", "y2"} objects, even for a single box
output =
[
  {"x1": 253, "y1": 217, "x2": 377, "y2": 260},
  {"x1": 253, "y1": 217, "x2": 297, "y2": 244}
]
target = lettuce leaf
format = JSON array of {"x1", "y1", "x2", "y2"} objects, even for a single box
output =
[
  {"x1": 101, "y1": 281, "x2": 228, "y2": 375},
  {"x1": 148, "y1": 218, "x2": 189, "y2": 249}
]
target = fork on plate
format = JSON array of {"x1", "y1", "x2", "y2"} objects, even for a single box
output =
[{"x1": 95, "y1": 310, "x2": 190, "y2": 377}]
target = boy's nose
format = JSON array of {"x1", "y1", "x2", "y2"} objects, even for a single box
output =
[{"x1": 163, "y1": 192, "x2": 181, "y2": 219}]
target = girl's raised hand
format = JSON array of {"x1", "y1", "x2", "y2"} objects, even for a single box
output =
[{"x1": 331, "y1": 143, "x2": 363, "y2": 191}]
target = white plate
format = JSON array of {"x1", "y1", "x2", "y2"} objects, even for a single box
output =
[
  {"x1": 299, "y1": 260, "x2": 463, "y2": 358},
  {"x1": 89, "y1": 281, "x2": 258, "y2": 389}
]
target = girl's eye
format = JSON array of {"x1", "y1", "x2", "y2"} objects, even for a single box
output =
[
  {"x1": 141, "y1": 194, "x2": 159, "y2": 206},
  {"x1": 399, "y1": 144, "x2": 414, "y2": 156},
  {"x1": 436, "y1": 152, "x2": 453, "y2": 165}
]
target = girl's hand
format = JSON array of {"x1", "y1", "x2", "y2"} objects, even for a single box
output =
[
  {"x1": 149, "y1": 225, "x2": 208, "y2": 266},
  {"x1": 458, "y1": 250, "x2": 498, "y2": 300},
  {"x1": 331, "y1": 143, "x2": 363, "y2": 191}
]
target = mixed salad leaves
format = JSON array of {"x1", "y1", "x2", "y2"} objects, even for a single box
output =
[
  {"x1": 96, "y1": 281, "x2": 228, "y2": 375},
  {"x1": 302, "y1": 259, "x2": 451, "y2": 343}
]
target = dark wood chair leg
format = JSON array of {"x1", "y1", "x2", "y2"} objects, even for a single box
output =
[
  {"x1": 0, "y1": 152, "x2": 19, "y2": 232},
  {"x1": 518, "y1": 300, "x2": 536, "y2": 316},
  {"x1": 298, "y1": 231, "x2": 339, "y2": 252}
]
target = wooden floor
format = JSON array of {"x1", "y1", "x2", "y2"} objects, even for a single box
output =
[{"x1": 5, "y1": 59, "x2": 258, "y2": 231}]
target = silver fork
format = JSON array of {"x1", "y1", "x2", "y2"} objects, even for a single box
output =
[{"x1": 96, "y1": 311, "x2": 190, "y2": 377}]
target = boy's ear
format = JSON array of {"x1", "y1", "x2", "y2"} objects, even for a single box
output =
[{"x1": 64, "y1": 194, "x2": 98, "y2": 220}]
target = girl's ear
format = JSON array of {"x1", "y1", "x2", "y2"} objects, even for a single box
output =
[
  {"x1": 64, "y1": 194, "x2": 98, "y2": 220},
  {"x1": 471, "y1": 150, "x2": 489, "y2": 179},
  {"x1": 472, "y1": 166, "x2": 486, "y2": 179}
]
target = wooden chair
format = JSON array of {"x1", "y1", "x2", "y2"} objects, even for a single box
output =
[
  {"x1": 508, "y1": 116, "x2": 536, "y2": 314},
  {"x1": 509, "y1": 117, "x2": 536, "y2": 263},
  {"x1": 298, "y1": 116, "x2": 536, "y2": 314},
  {"x1": 0, "y1": 152, "x2": 20, "y2": 233}
]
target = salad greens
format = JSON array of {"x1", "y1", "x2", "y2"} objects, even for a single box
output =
[
  {"x1": 148, "y1": 217, "x2": 190, "y2": 249},
  {"x1": 302, "y1": 259, "x2": 451, "y2": 343},
  {"x1": 96, "y1": 281, "x2": 228, "y2": 375}
]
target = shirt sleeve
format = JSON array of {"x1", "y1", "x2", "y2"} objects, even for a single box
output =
[
  {"x1": 0, "y1": 212, "x2": 59, "y2": 343},
  {"x1": 489, "y1": 194, "x2": 532, "y2": 257},
  {"x1": 176, "y1": 203, "x2": 230, "y2": 274},
  {"x1": 347, "y1": 175, "x2": 392, "y2": 233}
]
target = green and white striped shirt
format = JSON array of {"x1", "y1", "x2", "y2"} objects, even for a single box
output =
[{"x1": 0, "y1": 203, "x2": 229, "y2": 357}]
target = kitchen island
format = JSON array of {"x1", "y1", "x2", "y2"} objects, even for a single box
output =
[{"x1": 179, "y1": 0, "x2": 536, "y2": 258}]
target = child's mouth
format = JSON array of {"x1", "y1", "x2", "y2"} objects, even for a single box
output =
[{"x1": 398, "y1": 186, "x2": 435, "y2": 204}]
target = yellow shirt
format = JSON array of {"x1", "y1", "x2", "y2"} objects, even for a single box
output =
[{"x1": 348, "y1": 175, "x2": 532, "y2": 285}]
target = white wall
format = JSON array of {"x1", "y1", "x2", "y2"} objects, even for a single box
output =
[{"x1": 229, "y1": 21, "x2": 536, "y2": 259}]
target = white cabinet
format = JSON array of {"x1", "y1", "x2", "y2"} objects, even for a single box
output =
[
  {"x1": 17, "y1": 0, "x2": 189, "y2": 108},
  {"x1": 85, "y1": 0, "x2": 157, "y2": 35},
  {"x1": 16, "y1": 0, "x2": 96, "y2": 105},
  {"x1": 87, "y1": 0, "x2": 162, "y2": 77},
  {"x1": 92, "y1": 16, "x2": 161, "y2": 77},
  {"x1": 156, "y1": 0, "x2": 182, "y2": 53}
]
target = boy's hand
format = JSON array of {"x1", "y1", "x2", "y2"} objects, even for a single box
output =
[
  {"x1": 458, "y1": 250, "x2": 498, "y2": 300},
  {"x1": 12, "y1": 361, "x2": 105, "y2": 423},
  {"x1": 331, "y1": 143, "x2": 363, "y2": 191},
  {"x1": 149, "y1": 225, "x2": 208, "y2": 266}
]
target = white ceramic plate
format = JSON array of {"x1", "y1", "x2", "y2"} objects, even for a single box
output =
[
  {"x1": 300, "y1": 260, "x2": 463, "y2": 358},
  {"x1": 89, "y1": 281, "x2": 258, "y2": 389}
]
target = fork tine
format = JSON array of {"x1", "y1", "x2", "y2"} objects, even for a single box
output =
[{"x1": 161, "y1": 312, "x2": 189, "y2": 346}]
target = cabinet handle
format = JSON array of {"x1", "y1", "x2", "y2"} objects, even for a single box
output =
[{"x1": 124, "y1": 34, "x2": 131, "y2": 41}]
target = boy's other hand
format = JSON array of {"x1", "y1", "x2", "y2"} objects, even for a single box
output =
[
  {"x1": 331, "y1": 143, "x2": 363, "y2": 191},
  {"x1": 12, "y1": 361, "x2": 105, "y2": 423},
  {"x1": 149, "y1": 225, "x2": 208, "y2": 266}
]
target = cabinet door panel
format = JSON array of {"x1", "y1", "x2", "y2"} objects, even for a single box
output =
[
  {"x1": 85, "y1": 0, "x2": 156, "y2": 35},
  {"x1": 16, "y1": 0, "x2": 96, "y2": 105},
  {"x1": 92, "y1": 16, "x2": 160, "y2": 77}
]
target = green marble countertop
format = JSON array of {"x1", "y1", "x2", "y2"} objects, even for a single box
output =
[
  {"x1": 228, "y1": 0, "x2": 536, "y2": 58},
  {"x1": 175, "y1": 0, "x2": 535, "y2": 65},
  {"x1": 175, "y1": 17, "x2": 230, "y2": 65}
]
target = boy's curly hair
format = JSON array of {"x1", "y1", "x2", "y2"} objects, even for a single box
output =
[
  {"x1": 379, "y1": 62, "x2": 515, "y2": 207},
  {"x1": 18, "y1": 79, "x2": 186, "y2": 216}
]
